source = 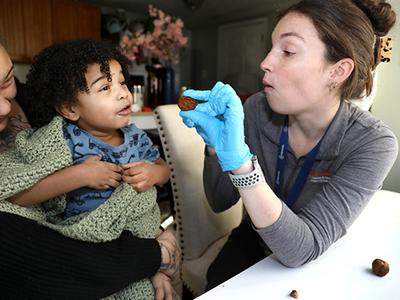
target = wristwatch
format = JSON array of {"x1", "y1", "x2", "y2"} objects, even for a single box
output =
[{"x1": 229, "y1": 155, "x2": 265, "y2": 188}]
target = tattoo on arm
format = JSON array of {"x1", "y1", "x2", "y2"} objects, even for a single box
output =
[{"x1": 159, "y1": 240, "x2": 180, "y2": 278}]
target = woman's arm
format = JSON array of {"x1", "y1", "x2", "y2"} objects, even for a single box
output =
[
  {"x1": 231, "y1": 159, "x2": 283, "y2": 228},
  {"x1": 203, "y1": 148, "x2": 241, "y2": 212},
  {"x1": 0, "y1": 212, "x2": 160, "y2": 298},
  {"x1": 179, "y1": 82, "x2": 251, "y2": 213},
  {"x1": 0, "y1": 212, "x2": 180, "y2": 298},
  {"x1": 249, "y1": 128, "x2": 398, "y2": 267}
]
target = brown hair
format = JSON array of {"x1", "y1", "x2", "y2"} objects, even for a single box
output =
[{"x1": 278, "y1": 0, "x2": 396, "y2": 100}]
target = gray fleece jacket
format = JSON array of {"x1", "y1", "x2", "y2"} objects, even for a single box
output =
[{"x1": 203, "y1": 92, "x2": 398, "y2": 267}]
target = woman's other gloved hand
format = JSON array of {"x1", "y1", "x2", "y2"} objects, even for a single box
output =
[{"x1": 179, "y1": 81, "x2": 252, "y2": 171}]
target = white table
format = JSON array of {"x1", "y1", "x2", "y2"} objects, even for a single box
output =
[{"x1": 196, "y1": 190, "x2": 400, "y2": 300}]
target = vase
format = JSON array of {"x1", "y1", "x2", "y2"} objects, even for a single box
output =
[
  {"x1": 145, "y1": 61, "x2": 164, "y2": 109},
  {"x1": 161, "y1": 63, "x2": 176, "y2": 105}
]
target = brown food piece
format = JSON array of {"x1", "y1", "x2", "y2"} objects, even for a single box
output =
[
  {"x1": 178, "y1": 96, "x2": 205, "y2": 111},
  {"x1": 372, "y1": 258, "x2": 390, "y2": 277},
  {"x1": 290, "y1": 290, "x2": 299, "y2": 298}
]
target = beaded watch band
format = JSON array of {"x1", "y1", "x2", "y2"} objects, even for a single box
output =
[{"x1": 229, "y1": 155, "x2": 265, "y2": 188}]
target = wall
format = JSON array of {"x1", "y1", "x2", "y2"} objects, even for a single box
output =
[
  {"x1": 371, "y1": 0, "x2": 400, "y2": 192},
  {"x1": 190, "y1": 26, "x2": 219, "y2": 89},
  {"x1": 177, "y1": 29, "x2": 193, "y2": 90},
  {"x1": 191, "y1": 15, "x2": 275, "y2": 90},
  {"x1": 189, "y1": 0, "x2": 297, "y2": 90}
]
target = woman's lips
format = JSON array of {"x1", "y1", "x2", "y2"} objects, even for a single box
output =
[
  {"x1": 263, "y1": 79, "x2": 273, "y2": 87},
  {"x1": 263, "y1": 82, "x2": 274, "y2": 93}
]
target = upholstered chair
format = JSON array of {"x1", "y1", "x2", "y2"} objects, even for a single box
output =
[{"x1": 154, "y1": 105, "x2": 243, "y2": 296}]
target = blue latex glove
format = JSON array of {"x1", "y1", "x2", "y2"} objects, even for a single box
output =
[{"x1": 179, "y1": 81, "x2": 252, "y2": 171}]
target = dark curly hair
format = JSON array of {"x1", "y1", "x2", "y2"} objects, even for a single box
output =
[{"x1": 24, "y1": 39, "x2": 131, "y2": 128}]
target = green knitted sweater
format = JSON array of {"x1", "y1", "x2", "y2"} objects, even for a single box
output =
[{"x1": 0, "y1": 116, "x2": 160, "y2": 299}]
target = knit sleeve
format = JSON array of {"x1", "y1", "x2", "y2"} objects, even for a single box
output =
[{"x1": 0, "y1": 212, "x2": 160, "y2": 299}]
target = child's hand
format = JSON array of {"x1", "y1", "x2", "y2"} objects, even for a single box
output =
[
  {"x1": 121, "y1": 161, "x2": 157, "y2": 192},
  {"x1": 81, "y1": 155, "x2": 122, "y2": 189},
  {"x1": 151, "y1": 272, "x2": 173, "y2": 300}
]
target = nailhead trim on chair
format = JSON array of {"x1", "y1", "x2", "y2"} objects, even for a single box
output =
[
  {"x1": 155, "y1": 111, "x2": 185, "y2": 245},
  {"x1": 154, "y1": 107, "x2": 243, "y2": 297},
  {"x1": 183, "y1": 281, "x2": 197, "y2": 297},
  {"x1": 154, "y1": 110, "x2": 188, "y2": 285}
]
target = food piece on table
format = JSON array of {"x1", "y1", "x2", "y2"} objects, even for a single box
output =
[
  {"x1": 372, "y1": 258, "x2": 389, "y2": 277},
  {"x1": 178, "y1": 96, "x2": 205, "y2": 111},
  {"x1": 289, "y1": 290, "x2": 299, "y2": 298}
]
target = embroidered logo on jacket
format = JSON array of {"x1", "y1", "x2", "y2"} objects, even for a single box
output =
[{"x1": 309, "y1": 170, "x2": 333, "y2": 183}]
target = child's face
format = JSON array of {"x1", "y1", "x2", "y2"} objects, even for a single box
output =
[{"x1": 72, "y1": 59, "x2": 133, "y2": 136}]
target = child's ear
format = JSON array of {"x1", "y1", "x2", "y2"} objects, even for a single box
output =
[{"x1": 56, "y1": 103, "x2": 80, "y2": 121}]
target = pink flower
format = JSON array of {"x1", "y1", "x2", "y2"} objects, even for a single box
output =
[
  {"x1": 119, "y1": 5, "x2": 188, "y2": 64},
  {"x1": 175, "y1": 18, "x2": 184, "y2": 29},
  {"x1": 149, "y1": 5, "x2": 157, "y2": 17}
]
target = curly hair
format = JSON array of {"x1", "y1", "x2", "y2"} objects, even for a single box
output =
[{"x1": 24, "y1": 39, "x2": 131, "y2": 128}]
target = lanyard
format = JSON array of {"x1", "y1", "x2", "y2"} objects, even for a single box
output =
[{"x1": 274, "y1": 117, "x2": 323, "y2": 208}]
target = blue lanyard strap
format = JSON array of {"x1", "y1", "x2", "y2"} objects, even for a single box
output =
[{"x1": 274, "y1": 117, "x2": 323, "y2": 208}]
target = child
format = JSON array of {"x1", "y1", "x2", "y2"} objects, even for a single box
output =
[
  {"x1": 11, "y1": 39, "x2": 170, "y2": 214},
  {"x1": 1, "y1": 39, "x2": 174, "y2": 299}
]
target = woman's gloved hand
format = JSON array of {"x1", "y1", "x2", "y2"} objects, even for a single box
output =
[{"x1": 179, "y1": 81, "x2": 252, "y2": 171}]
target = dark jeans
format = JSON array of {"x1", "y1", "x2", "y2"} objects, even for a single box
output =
[{"x1": 205, "y1": 221, "x2": 268, "y2": 291}]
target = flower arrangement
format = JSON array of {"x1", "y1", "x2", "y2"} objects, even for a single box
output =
[{"x1": 119, "y1": 5, "x2": 188, "y2": 64}]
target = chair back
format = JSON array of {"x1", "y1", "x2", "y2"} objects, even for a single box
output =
[{"x1": 154, "y1": 104, "x2": 242, "y2": 260}]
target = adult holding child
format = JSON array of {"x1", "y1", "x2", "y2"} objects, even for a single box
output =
[
  {"x1": 0, "y1": 41, "x2": 179, "y2": 299},
  {"x1": 180, "y1": 0, "x2": 398, "y2": 291}
]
